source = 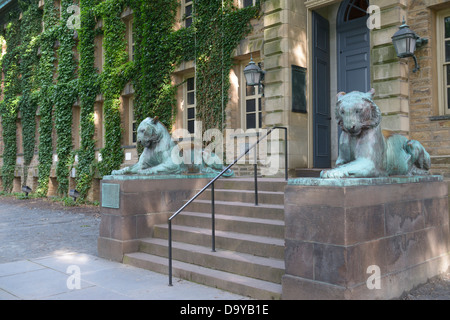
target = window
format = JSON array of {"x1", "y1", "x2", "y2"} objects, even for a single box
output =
[
  {"x1": 72, "y1": 105, "x2": 81, "y2": 150},
  {"x1": 341, "y1": 0, "x2": 369, "y2": 22},
  {"x1": 94, "y1": 35, "x2": 104, "y2": 73},
  {"x1": 184, "y1": 0, "x2": 193, "y2": 28},
  {"x1": 242, "y1": 61, "x2": 262, "y2": 129},
  {"x1": 242, "y1": 0, "x2": 255, "y2": 8},
  {"x1": 129, "y1": 98, "x2": 137, "y2": 145},
  {"x1": 94, "y1": 102, "x2": 104, "y2": 149},
  {"x1": 437, "y1": 9, "x2": 450, "y2": 115},
  {"x1": 127, "y1": 19, "x2": 135, "y2": 61},
  {"x1": 245, "y1": 85, "x2": 262, "y2": 129},
  {"x1": 186, "y1": 77, "x2": 196, "y2": 134}
]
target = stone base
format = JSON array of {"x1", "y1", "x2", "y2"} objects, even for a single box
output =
[
  {"x1": 98, "y1": 174, "x2": 216, "y2": 261},
  {"x1": 283, "y1": 176, "x2": 450, "y2": 300}
]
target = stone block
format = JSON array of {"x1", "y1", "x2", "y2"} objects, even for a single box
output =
[
  {"x1": 372, "y1": 26, "x2": 400, "y2": 46},
  {"x1": 285, "y1": 204, "x2": 346, "y2": 245},
  {"x1": 384, "y1": 200, "x2": 425, "y2": 236},
  {"x1": 424, "y1": 197, "x2": 449, "y2": 227},
  {"x1": 313, "y1": 243, "x2": 347, "y2": 286},
  {"x1": 98, "y1": 175, "x2": 215, "y2": 261},
  {"x1": 283, "y1": 176, "x2": 450, "y2": 299},
  {"x1": 345, "y1": 205, "x2": 385, "y2": 244},
  {"x1": 284, "y1": 239, "x2": 314, "y2": 279},
  {"x1": 371, "y1": 45, "x2": 398, "y2": 65},
  {"x1": 373, "y1": 79, "x2": 409, "y2": 98},
  {"x1": 372, "y1": 62, "x2": 407, "y2": 80}
]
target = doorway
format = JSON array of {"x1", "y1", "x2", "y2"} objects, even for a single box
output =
[{"x1": 310, "y1": 0, "x2": 370, "y2": 169}]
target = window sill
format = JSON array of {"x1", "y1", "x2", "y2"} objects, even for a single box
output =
[{"x1": 429, "y1": 115, "x2": 450, "y2": 121}]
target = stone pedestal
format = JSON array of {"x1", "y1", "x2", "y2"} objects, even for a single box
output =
[
  {"x1": 98, "y1": 174, "x2": 215, "y2": 261},
  {"x1": 283, "y1": 176, "x2": 450, "y2": 300}
]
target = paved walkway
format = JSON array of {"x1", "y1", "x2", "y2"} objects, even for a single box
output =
[
  {"x1": 1, "y1": 196, "x2": 450, "y2": 300},
  {"x1": 0, "y1": 197, "x2": 247, "y2": 300},
  {"x1": 0, "y1": 252, "x2": 248, "y2": 300}
]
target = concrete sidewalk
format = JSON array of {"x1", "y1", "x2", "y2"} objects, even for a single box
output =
[
  {"x1": 0, "y1": 251, "x2": 249, "y2": 300},
  {"x1": 0, "y1": 197, "x2": 248, "y2": 300}
]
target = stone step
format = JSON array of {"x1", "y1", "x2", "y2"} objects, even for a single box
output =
[
  {"x1": 137, "y1": 238, "x2": 284, "y2": 284},
  {"x1": 198, "y1": 188, "x2": 285, "y2": 205},
  {"x1": 123, "y1": 251, "x2": 282, "y2": 300},
  {"x1": 173, "y1": 211, "x2": 284, "y2": 238},
  {"x1": 215, "y1": 177, "x2": 286, "y2": 192},
  {"x1": 153, "y1": 224, "x2": 285, "y2": 260},
  {"x1": 295, "y1": 168, "x2": 324, "y2": 177},
  {"x1": 186, "y1": 199, "x2": 285, "y2": 220}
]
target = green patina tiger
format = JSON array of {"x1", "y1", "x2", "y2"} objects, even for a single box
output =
[
  {"x1": 321, "y1": 89, "x2": 430, "y2": 179},
  {"x1": 111, "y1": 117, "x2": 232, "y2": 176}
]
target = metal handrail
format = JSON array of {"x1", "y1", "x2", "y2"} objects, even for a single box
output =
[{"x1": 168, "y1": 126, "x2": 287, "y2": 286}]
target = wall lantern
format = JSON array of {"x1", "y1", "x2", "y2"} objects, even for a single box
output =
[
  {"x1": 243, "y1": 57, "x2": 265, "y2": 94},
  {"x1": 69, "y1": 189, "x2": 80, "y2": 201},
  {"x1": 22, "y1": 185, "x2": 32, "y2": 198},
  {"x1": 391, "y1": 19, "x2": 428, "y2": 73}
]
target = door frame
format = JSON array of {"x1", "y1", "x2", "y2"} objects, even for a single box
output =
[{"x1": 312, "y1": 11, "x2": 331, "y2": 168}]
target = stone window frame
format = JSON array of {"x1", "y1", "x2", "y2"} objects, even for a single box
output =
[{"x1": 437, "y1": 8, "x2": 450, "y2": 116}]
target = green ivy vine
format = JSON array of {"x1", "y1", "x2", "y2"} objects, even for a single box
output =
[
  {"x1": 130, "y1": 0, "x2": 178, "y2": 136},
  {"x1": 94, "y1": 0, "x2": 133, "y2": 177},
  {"x1": 76, "y1": 0, "x2": 100, "y2": 200},
  {"x1": 0, "y1": 13, "x2": 21, "y2": 193},
  {"x1": 18, "y1": 2, "x2": 42, "y2": 188},
  {"x1": 192, "y1": 0, "x2": 261, "y2": 133},
  {"x1": 0, "y1": 0, "x2": 262, "y2": 197},
  {"x1": 54, "y1": 0, "x2": 78, "y2": 196},
  {"x1": 35, "y1": 0, "x2": 58, "y2": 196}
]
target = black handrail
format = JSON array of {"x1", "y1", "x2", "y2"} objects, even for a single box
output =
[{"x1": 168, "y1": 126, "x2": 287, "y2": 286}]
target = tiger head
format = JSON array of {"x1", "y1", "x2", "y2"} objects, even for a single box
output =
[
  {"x1": 136, "y1": 117, "x2": 165, "y2": 149},
  {"x1": 335, "y1": 88, "x2": 381, "y2": 136}
]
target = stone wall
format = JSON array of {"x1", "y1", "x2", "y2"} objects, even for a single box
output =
[
  {"x1": 264, "y1": 0, "x2": 308, "y2": 170},
  {"x1": 283, "y1": 176, "x2": 450, "y2": 300},
  {"x1": 407, "y1": 0, "x2": 450, "y2": 176},
  {"x1": 98, "y1": 175, "x2": 214, "y2": 261},
  {"x1": 371, "y1": 0, "x2": 410, "y2": 134}
]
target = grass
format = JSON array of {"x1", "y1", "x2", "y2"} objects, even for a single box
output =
[{"x1": 0, "y1": 190, "x2": 100, "y2": 207}]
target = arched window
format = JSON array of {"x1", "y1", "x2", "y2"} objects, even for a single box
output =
[{"x1": 341, "y1": 0, "x2": 369, "y2": 22}]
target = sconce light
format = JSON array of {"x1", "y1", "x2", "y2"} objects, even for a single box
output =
[
  {"x1": 22, "y1": 185, "x2": 32, "y2": 198},
  {"x1": 391, "y1": 19, "x2": 428, "y2": 73},
  {"x1": 243, "y1": 57, "x2": 265, "y2": 95},
  {"x1": 69, "y1": 189, "x2": 80, "y2": 201}
]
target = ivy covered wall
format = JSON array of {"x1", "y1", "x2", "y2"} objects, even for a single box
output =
[{"x1": 0, "y1": 0, "x2": 262, "y2": 200}]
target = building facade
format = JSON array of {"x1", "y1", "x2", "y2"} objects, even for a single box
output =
[{"x1": 0, "y1": 0, "x2": 449, "y2": 201}]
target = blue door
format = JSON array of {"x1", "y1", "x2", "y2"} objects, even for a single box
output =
[
  {"x1": 312, "y1": 11, "x2": 331, "y2": 168},
  {"x1": 337, "y1": 0, "x2": 371, "y2": 93}
]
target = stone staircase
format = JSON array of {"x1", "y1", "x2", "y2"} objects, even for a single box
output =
[{"x1": 123, "y1": 177, "x2": 286, "y2": 299}]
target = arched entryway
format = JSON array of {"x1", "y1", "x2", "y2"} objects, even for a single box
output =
[{"x1": 337, "y1": 0, "x2": 371, "y2": 93}]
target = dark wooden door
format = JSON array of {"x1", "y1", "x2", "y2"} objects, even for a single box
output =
[{"x1": 312, "y1": 11, "x2": 331, "y2": 168}]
